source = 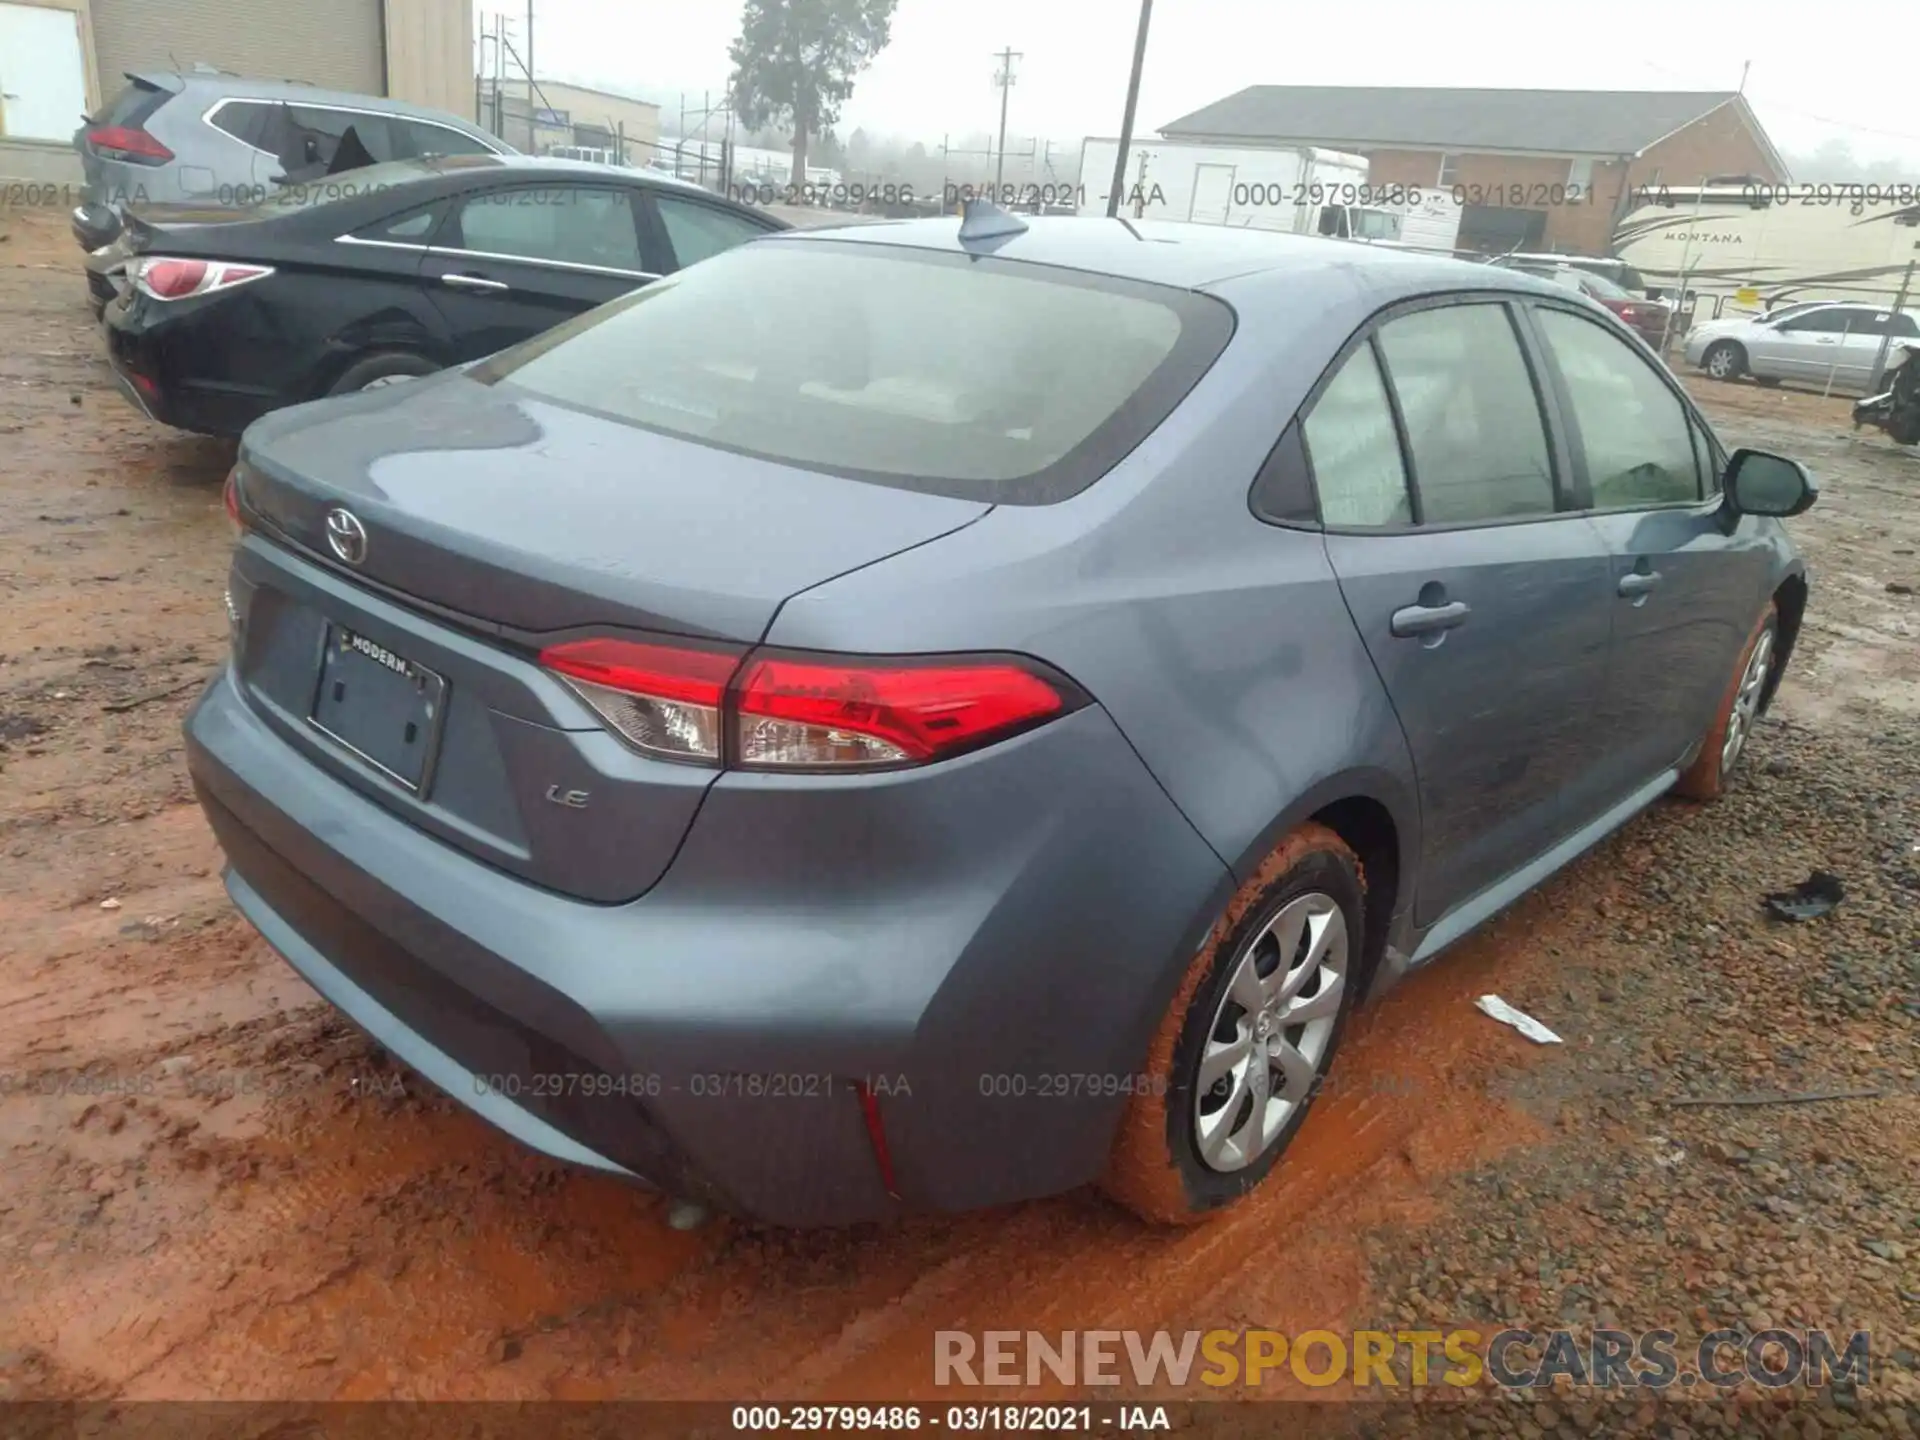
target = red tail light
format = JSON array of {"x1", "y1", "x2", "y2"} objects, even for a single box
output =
[
  {"x1": 222, "y1": 466, "x2": 245, "y2": 534},
  {"x1": 538, "y1": 637, "x2": 1083, "y2": 771},
  {"x1": 736, "y1": 653, "x2": 1071, "y2": 768},
  {"x1": 541, "y1": 639, "x2": 740, "y2": 765},
  {"x1": 133, "y1": 256, "x2": 275, "y2": 302},
  {"x1": 86, "y1": 125, "x2": 173, "y2": 164}
]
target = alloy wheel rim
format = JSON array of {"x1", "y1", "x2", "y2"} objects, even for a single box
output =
[
  {"x1": 1192, "y1": 892, "x2": 1348, "y2": 1174},
  {"x1": 1708, "y1": 350, "x2": 1733, "y2": 378},
  {"x1": 1721, "y1": 629, "x2": 1774, "y2": 775}
]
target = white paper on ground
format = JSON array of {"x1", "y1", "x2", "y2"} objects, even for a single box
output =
[{"x1": 1475, "y1": 994, "x2": 1563, "y2": 1044}]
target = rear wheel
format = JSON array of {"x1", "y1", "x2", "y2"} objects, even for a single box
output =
[
  {"x1": 1703, "y1": 341, "x2": 1746, "y2": 382},
  {"x1": 1100, "y1": 823, "x2": 1364, "y2": 1224},
  {"x1": 327, "y1": 352, "x2": 440, "y2": 396},
  {"x1": 1675, "y1": 605, "x2": 1778, "y2": 801}
]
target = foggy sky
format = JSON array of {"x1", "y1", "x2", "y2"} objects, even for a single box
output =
[{"x1": 506, "y1": 0, "x2": 1920, "y2": 167}]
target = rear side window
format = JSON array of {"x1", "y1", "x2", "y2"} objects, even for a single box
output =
[
  {"x1": 651, "y1": 194, "x2": 773, "y2": 270},
  {"x1": 472, "y1": 240, "x2": 1233, "y2": 503},
  {"x1": 351, "y1": 202, "x2": 444, "y2": 244},
  {"x1": 207, "y1": 99, "x2": 274, "y2": 149},
  {"x1": 1535, "y1": 308, "x2": 1700, "y2": 507},
  {"x1": 452, "y1": 186, "x2": 644, "y2": 271},
  {"x1": 1375, "y1": 304, "x2": 1556, "y2": 524},
  {"x1": 1301, "y1": 342, "x2": 1411, "y2": 527}
]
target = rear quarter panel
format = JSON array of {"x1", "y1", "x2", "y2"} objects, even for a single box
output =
[
  {"x1": 163, "y1": 210, "x2": 456, "y2": 398},
  {"x1": 764, "y1": 260, "x2": 1423, "y2": 1002}
]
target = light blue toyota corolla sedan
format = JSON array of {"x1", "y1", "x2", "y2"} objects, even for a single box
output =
[{"x1": 185, "y1": 209, "x2": 1815, "y2": 1227}]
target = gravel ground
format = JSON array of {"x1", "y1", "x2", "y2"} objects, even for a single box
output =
[{"x1": 0, "y1": 201, "x2": 1914, "y2": 1429}]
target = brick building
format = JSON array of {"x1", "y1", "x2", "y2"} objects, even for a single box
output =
[{"x1": 1157, "y1": 86, "x2": 1789, "y2": 255}]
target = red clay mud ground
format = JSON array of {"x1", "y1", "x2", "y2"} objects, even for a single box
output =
[{"x1": 1, "y1": 205, "x2": 1914, "y2": 1434}]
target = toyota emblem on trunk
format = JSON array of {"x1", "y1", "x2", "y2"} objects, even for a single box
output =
[{"x1": 324, "y1": 508, "x2": 368, "y2": 566}]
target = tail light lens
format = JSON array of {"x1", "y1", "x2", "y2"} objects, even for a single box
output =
[
  {"x1": 222, "y1": 466, "x2": 246, "y2": 534},
  {"x1": 735, "y1": 653, "x2": 1072, "y2": 769},
  {"x1": 86, "y1": 125, "x2": 173, "y2": 164},
  {"x1": 541, "y1": 639, "x2": 740, "y2": 765},
  {"x1": 539, "y1": 638, "x2": 1084, "y2": 771},
  {"x1": 133, "y1": 256, "x2": 275, "y2": 302}
]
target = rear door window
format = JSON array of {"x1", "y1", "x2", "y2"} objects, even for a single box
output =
[
  {"x1": 451, "y1": 186, "x2": 645, "y2": 272},
  {"x1": 1780, "y1": 308, "x2": 1861, "y2": 334},
  {"x1": 256, "y1": 103, "x2": 398, "y2": 173},
  {"x1": 1374, "y1": 302, "x2": 1557, "y2": 524},
  {"x1": 394, "y1": 119, "x2": 495, "y2": 159},
  {"x1": 1534, "y1": 307, "x2": 1701, "y2": 507}
]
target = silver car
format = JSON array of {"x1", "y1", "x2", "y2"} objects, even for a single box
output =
[
  {"x1": 71, "y1": 68, "x2": 511, "y2": 250},
  {"x1": 1684, "y1": 301, "x2": 1920, "y2": 391}
]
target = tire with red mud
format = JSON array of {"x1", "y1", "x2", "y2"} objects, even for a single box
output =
[
  {"x1": 1101, "y1": 823, "x2": 1366, "y2": 1225},
  {"x1": 1674, "y1": 604, "x2": 1779, "y2": 802}
]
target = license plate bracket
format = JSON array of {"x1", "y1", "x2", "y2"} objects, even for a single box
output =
[{"x1": 308, "y1": 624, "x2": 447, "y2": 794}]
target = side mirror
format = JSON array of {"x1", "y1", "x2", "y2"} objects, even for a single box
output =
[{"x1": 1724, "y1": 448, "x2": 1817, "y2": 517}]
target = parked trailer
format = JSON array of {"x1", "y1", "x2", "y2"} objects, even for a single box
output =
[
  {"x1": 1615, "y1": 184, "x2": 1920, "y2": 318},
  {"x1": 1076, "y1": 138, "x2": 1461, "y2": 251},
  {"x1": 1319, "y1": 187, "x2": 1464, "y2": 254},
  {"x1": 1077, "y1": 138, "x2": 1365, "y2": 235}
]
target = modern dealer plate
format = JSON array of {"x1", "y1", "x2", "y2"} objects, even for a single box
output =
[{"x1": 308, "y1": 625, "x2": 446, "y2": 792}]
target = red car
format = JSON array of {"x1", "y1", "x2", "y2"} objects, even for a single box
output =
[{"x1": 1526, "y1": 265, "x2": 1674, "y2": 350}]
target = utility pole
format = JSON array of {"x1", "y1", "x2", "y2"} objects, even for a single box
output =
[
  {"x1": 1107, "y1": 0, "x2": 1153, "y2": 218},
  {"x1": 525, "y1": 0, "x2": 534, "y2": 108},
  {"x1": 993, "y1": 48, "x2": 1022, "y2": 191},
  {"x1": 1868, "y1": 257, "x2": 1917, "y2": 394}
]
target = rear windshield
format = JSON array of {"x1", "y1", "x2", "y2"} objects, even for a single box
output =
[
  {"x1": 472, "y1": 238, "x2": 1235, "y2": 503},
  {"x1": 96, "y1": 78, "x2": 170, "y2": 128},
  {"x1": 245, "y1": 159, "x2": 440, "y2": 212}
]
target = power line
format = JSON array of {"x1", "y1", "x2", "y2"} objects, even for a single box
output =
[
  {"x1": 992, "y1": 47, "x2": 1022, "y2": 189},
  {"x1": 1632, "y1": 56, "x2": 1920, "y2": 145}
]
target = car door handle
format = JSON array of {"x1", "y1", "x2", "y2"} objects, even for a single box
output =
[
  {"x1": 1617, "y1": 571, "x2": 1663, "y2": 597},
  {"x1": 442, "y1": 272, "x2": 510, "y2": 293},
  {"x1": 1390, "y1": 600, "x2": 1471, "y2": 637}
]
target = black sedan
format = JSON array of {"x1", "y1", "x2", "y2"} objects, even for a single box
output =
[{"x1": 101, "y1": 155, "x2": 787, "y2": 437}]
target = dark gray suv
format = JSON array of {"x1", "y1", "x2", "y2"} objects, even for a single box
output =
[{"x1": 184, "y1": 216, "x2": 1815, "y2": 1228}]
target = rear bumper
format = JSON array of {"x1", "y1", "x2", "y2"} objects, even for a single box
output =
[
  {"x1": 72, "y1": 203, "x2": 121, "y2": 252},
  {"x1": 185, "y1": 664, "x2": 1229, "y2": 1226},
  {"x1": 105, "y1": 303, "x2": 281, "y2": 437}
]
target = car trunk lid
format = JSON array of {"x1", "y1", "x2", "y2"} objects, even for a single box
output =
[
  {"x1": 226, "y1": 371, "x2": 991, "y2": 900},
  {"x1": 240, "y1": 369, "x2": 991, "y2": 641}
]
